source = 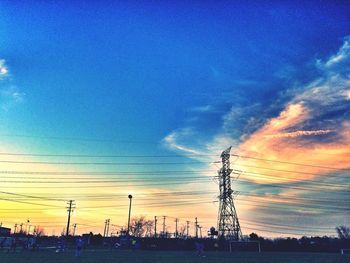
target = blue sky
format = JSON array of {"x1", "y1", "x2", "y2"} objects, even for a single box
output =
[
  {"x1": 1, "y1": 1, "x2": 349, "y2": 149},
  {"x1": 0, "y1": 1, "x2": 349, "y2": 237}
]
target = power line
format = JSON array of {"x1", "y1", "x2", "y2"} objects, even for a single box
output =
[
  {"x1": 0, "y1": 191, "x2": 66, "y2": 201},
  {"x1": 0, "y1": 197, "x2": 64, "y2": 208},
  {"x1": 239, "y1": 171, "x2": 349, "y2": 188},
  {"x1": 240, "y1": 219, "x2": 336, "y2": 231},
  {"x1": 2, "y1": 189, "x2": 348, "y2": 205},
  {"x1": 235, "y1": 163, "x2": 350, "y2": 176},
  {"x1": 77, "y1": 199, "x2": 215, "y2": 209},
  {"x1": 0, "y1": 166, "x2": 347, "y2": 185},
  {"x1": 0, "y1": 166, "x2": 347, "y2": 177},
  {"x1": 239, "y1": 179, "x2": 350, "y2": 193},
  {"x1": 3, "y1": 197, "x2": 348, "y2": 211},
  {"x1": 0, "y1": 170, "x2": 216, "y2": 175},
  {"x1": 0, "y1": 190, "x2": 213, "y2": 198},
  {"x1": 2, "y1": 172, "x2": 346, "y2": 189},
  {"x1": 0, "y1": 160, "x2": 216, "y2": 165},
  {"x1": 232, "y1": 154, "x2": 350, "y2": 171},
  {"x1": 0, "y1": 176, "x2": 211, "y2": 183},
  {"x1": 1, "y1": 176, "x2": 348, "y2": 193},
  {"x1": 0, "y1": 150, "x2": 347, "y2": 171},
  {"x1": 0, "y1": 181, "x2": 211, "y2": 188},
  {"x1": 235, "y1": 198, "x2": 350, "y2": 213},
  {"x1": 0, "y1": 134, "x2": 159, "y2": 144},
  {"x1": 0, "y1": 178, "x2": 347, "y2": 192},
  {"x1": 0, "y1": 152, "x2": 215, "y2": 158},
  {"x1": 242, "y1": 226, "x2": 335, "y2": 236}
]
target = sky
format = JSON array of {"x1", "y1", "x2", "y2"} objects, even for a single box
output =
[{"x1": 0, "y1": 1, "x2": 349, "y2": 238}]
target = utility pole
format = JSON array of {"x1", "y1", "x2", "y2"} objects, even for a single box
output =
[
  {"x1": 162, "y1": 216, "x2": 166, "y2": 237},
  {"x1": 72, "y1": 223, "x2": 77, "y2": 236},
  {"x1": 103, "y1": 220, "x2": 107, "y2": 237},
  {"x1": 26, "y1": 219, "x2": 30, "y2": 234},
  {"x1": 175, "y1": 218, "x2": 178, "y2": 238},
  {"x1": 14, "y1": 224, "x2": 17, "y2": 234},
  {"x1": 154, "y1": 216, "x2": 157, "y2": 238},
  {"x1": 217, "y1": 147, "x2": 242, "y2": 240},
  {"x1": 106, "y1": 219, "x2": 110, "y2": 237},
  {"x1": 195, "y1": 217, "x2": 198, "y2": 238},
  {"x1": 186, "y1": 221, "x2": 190, "y2": 238},
  {"x1": 66, "y1": 200, "x2": 75, "y2": 236}
]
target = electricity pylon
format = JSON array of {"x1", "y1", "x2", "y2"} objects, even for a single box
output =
[{"x1": 217, "y1": 146, "x2": 243, "y2": 240}]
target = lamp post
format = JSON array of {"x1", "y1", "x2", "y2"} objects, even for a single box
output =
[{"x1": 127, "y1": 194, "x2": 133, "y2": 235}]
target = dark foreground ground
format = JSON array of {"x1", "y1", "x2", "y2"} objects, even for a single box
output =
[{"x1": 0, "y1": 249, "x2": 349, "y2": 263}]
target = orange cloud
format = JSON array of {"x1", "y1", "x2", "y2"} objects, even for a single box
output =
[{"x1": 236, "y1": 103, "x2": 350, "y2": 184}]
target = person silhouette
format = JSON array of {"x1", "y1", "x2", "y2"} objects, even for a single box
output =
[{"x1": 75, "y1": 237, "x2": 84, "y2": 257}]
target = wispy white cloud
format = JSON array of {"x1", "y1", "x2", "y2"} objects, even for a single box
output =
[
  {"x1": 12, "y1": 91, "x2": 25, "y2": 103},
  {"x1": 0, "y1": 59, "x2": 9, "y2": 78},
  {"x1": 264, "y1": 129, "x2": 334, "y2": 139},
  {"x1": 222, "y1": 103, "x2": 263, "y2": 137},
  {"x1": 0, "y1": 59, "x2": 25, "y2": 110},
  {"x1": 189, "y1": 105, "x2": 214, "y2": 113},
  {"x1": 162, "y1": 128, "x2": 203, "y2": 155},
  {"x1": 0, "y1": 86, "x2": 26, "y2": 110},
  {"x1": 204, "y1": 133, "x2": 238, "y2": 156},
  {"x1": 323, "y1": 36, "x2": 350, "y2": 68}
]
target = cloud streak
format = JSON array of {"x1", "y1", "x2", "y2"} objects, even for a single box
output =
[
  {"x1": 264, "y1": 129, "x2": 334, "y2": 139},
  {"x1": 163, "y1": 128, "x2": 204, "y2": 155}
]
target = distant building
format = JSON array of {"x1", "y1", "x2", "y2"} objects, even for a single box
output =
[{"x1": 0, "y1": 226, "x2": 11, "y2": 236}]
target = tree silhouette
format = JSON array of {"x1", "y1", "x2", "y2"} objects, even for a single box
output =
[{"x1": 336, "y1": 226, "x2": 350, "y2": 239}]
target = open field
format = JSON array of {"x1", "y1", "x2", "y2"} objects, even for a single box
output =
[{"x1": 0, "y1": 250, "x2": 349, "y2": 263}]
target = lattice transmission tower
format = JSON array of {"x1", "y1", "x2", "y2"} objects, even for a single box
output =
[{"x1": 217, "y1": 146, "x2": 243, "y2": 240}]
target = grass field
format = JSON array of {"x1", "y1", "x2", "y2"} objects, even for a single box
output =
[{"x1": 0, "y1": 250, "x2": 349, "y2": 263}]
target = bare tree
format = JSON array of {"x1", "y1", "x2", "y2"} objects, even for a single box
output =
[
  {"x1": 179, "y1": 225, "x2": 186, "y2": 237},
  {"x1": 336, "y1": 226, "x2": 350, "y2": 239},
  {"x1": 144, "y1": 219, "x2": 154, "y2": 237},
  {"x1": 129, "y1": 216, "x2": 149, "y2": 237},
  {"x1": 61, "y1": 228, "x2": 66, "y2": 236},
  {"x1": 118, "y1": 226, "x2": 128, "y2": 236},
  {"x1": 35, "y1": 226, "x2": 45, "y2": 237}
]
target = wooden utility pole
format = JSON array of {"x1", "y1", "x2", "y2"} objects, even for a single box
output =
[
  {"x1": 162, "y1": 216, "x2": 166, "y2": 237},
  {"x1": 154, "y1": 216, "x2": 157, "y2": 238},
  {"x1": 175, "y1": 218, "x2": 178, "y2": 238},
  {"x1": 66, "y1": 200, "x2": 75, "y2": 236},
  {"x1": 186, "y1": 221, "x2": 190, "y2": 237},
  {"x1": 72, "y1": 223, "x2": 77, "y2": 236}
]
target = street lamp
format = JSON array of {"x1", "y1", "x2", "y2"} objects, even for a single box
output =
[{"x1": 127, "y1": 194, "x2": 133, "y2": 235}]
